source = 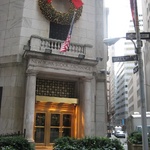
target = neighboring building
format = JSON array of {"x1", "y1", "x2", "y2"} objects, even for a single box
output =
[
  {"x1": 128, "y1": 72, "x2": 141, "y2": 116},
  {"x1": 0, "y1": 0, "x2": 108, "y2": 147},
  {"x1": 126, "y1": 0, "x2": 144, "y2": 115},
  {"x1": 115, "y1": 13, "x2": 143, "y2": 125},
  {"x1": 107, "y1": 45, "x2": 116, "y2": 127},
  {"x1": 108, "y1": 0, "x2": 143, "y2": 127},
  {"x1": 115, "y1": 60, "x2": 135, "y2": 126}
]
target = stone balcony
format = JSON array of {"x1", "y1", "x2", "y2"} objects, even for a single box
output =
[{"x1": 24, "y1": 35, "x2": 93, "y2": 59}]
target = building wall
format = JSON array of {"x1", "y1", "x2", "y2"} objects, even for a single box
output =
[
  {"x1": 0, "y1": 0, "x2": 27, "y2": 134},
  {"x1": 0, "y1": 0, "x2": 107, "y2": 139},
  {"x1": 0, "y1": 64, "x2": 26, "y2": 133},
  {"x1": 115, "y1": 61, "x2": 133, "y2": 125},
  {"x1": 128, "y1": 72, "x2": 141, "y2": 116},
  {"x1": 107, "y1": 46, "x2": 116, "y2": 126},
  {"x1": 0, "y1": 0, "x2": 107, "y2": 59}
]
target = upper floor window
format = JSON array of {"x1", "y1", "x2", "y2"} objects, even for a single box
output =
[{"x1": 49, "y1": 22, "x2": 70, "y2": 40}]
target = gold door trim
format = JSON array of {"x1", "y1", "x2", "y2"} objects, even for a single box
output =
[
  {"x1": 36, "y1": 96, "x2": 78, "y2": 104},
  {"x1": 34, "y1": 102, "x2": 76, "y2": 146}
]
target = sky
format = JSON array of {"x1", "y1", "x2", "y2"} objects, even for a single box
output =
[
  {"x1": 105, "y1": 0, "x2": 143, "y2": 57},
  {"x1": 105, "y1": 0, "x2": 132, "y2": 38}
]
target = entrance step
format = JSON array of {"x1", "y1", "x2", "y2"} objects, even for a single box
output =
[{"x1": 35, "y1": 146, "x2": 53, "y2": 150}]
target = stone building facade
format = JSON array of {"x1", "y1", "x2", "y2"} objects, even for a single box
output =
[{"x1": 0, "y1": 0, "x2": 108, "y2": 147}]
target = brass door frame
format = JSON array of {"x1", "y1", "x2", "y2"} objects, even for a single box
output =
[
  {"x1": 34, "y1": 110, "x2": 74, "y2": 146},
  {"x1": 48, "y1": 112, "x2": 73, "y2": 145},
  {"x1": 34, "y1": 111, "x2": 47, "y2": 146}
]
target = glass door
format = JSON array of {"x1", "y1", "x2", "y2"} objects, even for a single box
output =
[
  {"x1": 34, "y1": 113, "x2": 46, "y2": 144},
  {"x1": 49, "y1": 114, "x2": 60, "y2": 143},
  {"x1": 62, "y1": 114, "x2": 72, "y2": 137},
  {"x1": 49, "y1": 113, "x2": 72, "y2": 143},
  {"x1": 34, "y1": 112, "x2": 73, "y2": 145}
]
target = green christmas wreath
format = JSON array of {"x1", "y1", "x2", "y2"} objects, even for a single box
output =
[{"x1": 38, "y1": 0, "x2": 83, "y2": 25}]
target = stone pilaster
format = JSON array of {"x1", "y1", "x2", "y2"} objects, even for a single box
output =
[
  {"x1": 83, "y1": 78, "x2": 92, "y2": 136},
  {"x1": 23, "y1": 72, "x2": 37, "y2": 142},
  {"x1": 95, "y1": 72, "x2": 107, "y2": 137}
]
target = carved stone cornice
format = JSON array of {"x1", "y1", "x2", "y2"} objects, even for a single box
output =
[
  {"x1": 28, "y1": 58, "x2": 94, "y2": 74},
  {"x1": 24, "y1": 50, "x2": 98, "y2": 66},
  {"x1": 26, "y1": 70, "x2": 38, "y2": 75}
]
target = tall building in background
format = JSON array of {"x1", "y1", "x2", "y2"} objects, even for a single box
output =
[
  {"x1": 115, "y1": 59, "x2": 135, "y2": 126},
  {"x1": 0, "y1": 0, "x2": 108, "y2": 148},
  {"x1": 128, "y1": 72, "x2": 141, "y2": 116},
  {"x1": 107, "y1": 0, "x2": 143, "y2": 127},
  {"x1": 106, "y1": 0, "x2": 131, "y2": 128},
  {"x1": 127, "y1": 0, "x2": 144, "y2": 116},
  {"x1": 107, "y1": 45, "x2": 116, "y2": 127},
  {"x1": 115, "y1": 12, "x2": 143, "y2": 125}
]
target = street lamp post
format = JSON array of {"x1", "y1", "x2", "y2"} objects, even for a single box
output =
[{"x1": 103, "y1": 37, "x2": 149, "y2": 150}]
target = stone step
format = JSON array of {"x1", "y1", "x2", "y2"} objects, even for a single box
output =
[{"x1": 35, "y1": 146, "x2": 53, "y2": 150}]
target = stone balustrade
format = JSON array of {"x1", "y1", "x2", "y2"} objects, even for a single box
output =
[{"x1": 26, "y1": 35, "x2": 93, "y2": 58}]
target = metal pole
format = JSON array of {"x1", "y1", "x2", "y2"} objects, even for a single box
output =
[{"x1": 134, "y1": 0, "x2": 149, "y2": 149}]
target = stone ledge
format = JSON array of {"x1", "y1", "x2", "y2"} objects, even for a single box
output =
[{"x1": 0, "y1": 55, "x2": 22, "y2": 65}]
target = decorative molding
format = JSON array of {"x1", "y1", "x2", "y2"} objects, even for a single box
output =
[
  {"x1": 36, "y1": 96, "x2": 78, "y2": 104},
  {"x1": 26, "y1": 71, "x2": 38, "y2": 76},
  {"x1": 29, "y1": 58, "x2": 93, "y2": 73}
]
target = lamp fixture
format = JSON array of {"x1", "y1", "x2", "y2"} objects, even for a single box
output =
[
  {"x1": 96, "y1": 57, "x2": 103, "y2": 61},
  {"x1": 23, "y1": 45, "x2": 30, "y2": 51},
  {"x1": 100, "y1": 69, "x2": 110, "y2": 75},
  {"x1": 78, "y1": 54, "x2": 85, "y2": 59}
]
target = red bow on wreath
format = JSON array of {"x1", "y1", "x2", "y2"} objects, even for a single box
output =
[
  {"x1": 72, "y1": 0, "x2": 83, "y2": 9},
  {"x1": 47, "y1": 0, "x2": 52, "y2": 3},
  {"x1": 47, "y1": 0, "x2": 83, "y2": 9}
]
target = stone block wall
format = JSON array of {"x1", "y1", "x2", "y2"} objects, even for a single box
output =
[{"x1": 0, "y1": 64, "x2": 26, "y2": 134}]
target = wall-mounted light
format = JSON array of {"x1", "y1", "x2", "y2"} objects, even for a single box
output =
[
  {"x1": 100, "y1": 69, "x2": 110, "y2": 75},
  {"x1": 78, "y1": 54, "x2": 85, "y2": 59},
  {"x1": 96, "y1": 57, "x2": 103, "y2": 61},
  {"x1": 23, "y1": 45, "x2": 30, "y2": 51}
]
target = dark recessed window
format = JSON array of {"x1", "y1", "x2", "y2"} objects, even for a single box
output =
[
  {"x1": 49, "y1": 22, "x2": 70, "y2": 40},
  {"x1": 0, "y1": 87, "x2": 3, "y2": 115}
]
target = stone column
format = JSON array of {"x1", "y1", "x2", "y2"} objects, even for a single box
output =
[
  {"x1": 23, "y1": 72, "x2": 36, "y2": 142},
  {"x1": 95, "y1": 73, "x2": 107, "y2": 137},
  {"x1": 83, "y1": 78, "x2": 92, "y2": 136}
]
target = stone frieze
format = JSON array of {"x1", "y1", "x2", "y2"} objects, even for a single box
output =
[{"x1": 28, "y1": 58, "x2": 93, "y2": 73}]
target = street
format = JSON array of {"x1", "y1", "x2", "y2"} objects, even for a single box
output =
[{"x1": 110, "y1": 133, "x2": 128, "y2": 150}]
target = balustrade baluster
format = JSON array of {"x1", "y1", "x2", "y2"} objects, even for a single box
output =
[
  {"x1": 50, "y1": 41, "x2": 52, "y2": 49},
  {"x1": 29, "y1": 35, "x2": 89, "y2": 55},
  {"x1": 47, "y1": 41, "x2": 50, "y2": 49}
]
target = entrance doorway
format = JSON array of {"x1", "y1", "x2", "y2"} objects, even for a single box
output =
[
  {"x1": 34, "y1": 110, "x2": 74, "y2": 145},
  {"x1": 34, "y1": 78, "x2": 78, "y2": 146}
]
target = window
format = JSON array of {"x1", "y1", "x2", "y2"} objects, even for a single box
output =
[
  {"x1": 129, "y1": 96, "x2": 133, "y2": 104},
  {"x1": 36, "y1": 78, "x2": 76, "y2": 98},
  {"x1": 0, "y1": 87, "x2": 2, "y2": 115},
  {"x1": 129, "y1": 105, "x2": 134, "y2": 112},
  {"x1": 129, "y1": 87, "x2": 133, "y2": 96},
  {"x1": 49, "y1": 22, "x2": 70, "y2": 40}
]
